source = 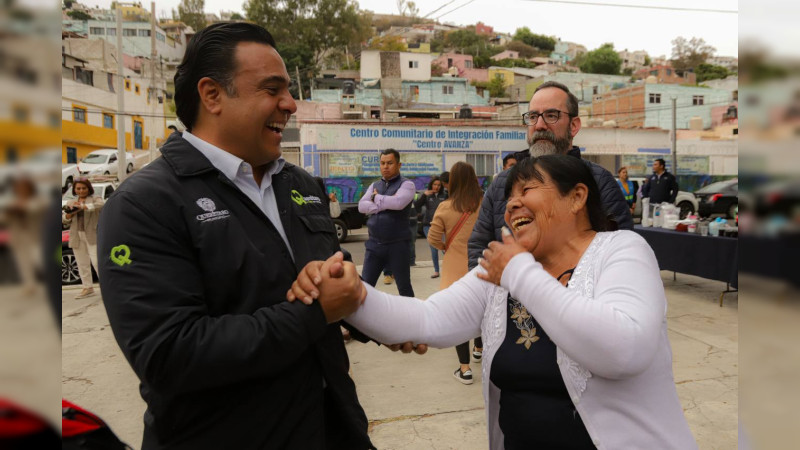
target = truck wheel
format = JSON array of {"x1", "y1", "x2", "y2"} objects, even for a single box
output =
[
  {"x1": 333, "y1": 219, "x2": 348, "y2": 243},
  {"x1": 127, "y1": 163, "x2": 134, "y2": 173}
]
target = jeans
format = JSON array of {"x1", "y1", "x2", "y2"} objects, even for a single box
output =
[
  {"x1": 362, "y1": 239, "x2": 415, "y2": 297},
  {"x1": 422, "y1": 225, "x2": 440, "y2": 273}
]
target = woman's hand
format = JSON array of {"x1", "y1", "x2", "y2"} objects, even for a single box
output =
[{"x1": 477, "y1": 227, "x2": 527, "y2": 286}]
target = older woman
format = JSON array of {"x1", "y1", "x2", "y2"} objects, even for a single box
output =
[
  {"x1": 62, "y1": 177, "x2": 104, "y2": 299},
  {"x1": 289, "y1": 154, "x2": 695, "y2": 449}
]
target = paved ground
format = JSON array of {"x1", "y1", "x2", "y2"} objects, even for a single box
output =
[{"x1": 59, "y1": 232, "x2": 738, "y2": 449}]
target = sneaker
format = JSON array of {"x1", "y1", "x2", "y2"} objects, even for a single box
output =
[
  {"x1": 473, "y1": 347, "x2": 482, "y2": 361},
  {"x1": 74, "y1": 288, "x2": 95, "y2": 299},
  {"x1": 453, "y1": 368, "x2": 473, "y2": 385},
  {"x1": 383, "y1": 275, "x2": 394, "y2": 285}
]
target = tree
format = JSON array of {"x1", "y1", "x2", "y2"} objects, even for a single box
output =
[
  {"x1": 67, "y1": 9, "x2": 91, "y2": 20},
  {"x1": 492, "y1": 58, "x2": 539, "y2": 69},
  {"x1": 431, "y1": 61, "x2": 446, "y2": 77},
  {"x1": 487, "y1": 74, "x2": 507, "y2": 98},
  {"x1": 671, "y1": 36, "x2": 715, "y2": 72},
  {"x1": 230, "y1": 12, "x2": 244, "y2": 20},
  {"x1": 506, "y1": 40, "x2": 538, "y2": 59},
  {"x1": 695, "y1": 63, "x2": 730, "y2": 82},
  {"x1": 63, "y1": 0, "x2": 74, "y2": 9},
  {"x1": 512, "y1": 27, "x2": 555, "y2": 51},
  {"x1": 643, "y1": 55, "x2": 652, "y2": 67},
  {"x1": 579, "y1": 43, "x2": 622, "y2": 75},
  {"x1": 445, "y1": 28, "x2": 483, "y2": 50},
  {"x1": 178, "y1": 0, "x2": 206, "y2": 31},
  {"x1": 367, "y1": 35, "x2": 406, "y2": 51},
  {"x1": 397, "y1": 0, "x2": 418, "y2": 16}
]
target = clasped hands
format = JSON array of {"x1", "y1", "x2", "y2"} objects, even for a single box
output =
[{"x1": 286, "y1": 252, "x2": 428, "y2": 355}]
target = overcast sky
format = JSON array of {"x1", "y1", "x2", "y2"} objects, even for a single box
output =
[{"x1": 82, "y1": 0, "x2": 739, "y2": 58}]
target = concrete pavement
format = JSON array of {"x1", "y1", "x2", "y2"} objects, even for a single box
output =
[{"x1": 61, "y1": 248, "x2": 737, "y2": 449}]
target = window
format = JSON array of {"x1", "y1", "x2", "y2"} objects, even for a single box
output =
[
  {"x1": 666, "y1": 69, "x2": 672, "y2": 76},
  {"x1": 497, "y1": 73, "x2": 505, "y2": 80},
  {"x1": 135, "y1": 83, "x2": 140, "y2": 94},
  {"x1": 592, "y1": 86, "x2": 598, "y2": 95},
  {"x1": 409, "y1": 85, "x2": 419, "y2": 100},
  {"x1": 156, "y1": 32, "x2": 165, "y2": 42},
  {"x1": 107, "y1": 73, "x2": 115, "y2": 92},
  {"x1": 103, "y1": 113, "x2": 114, "y2": 129},
  {"x1": 125, "y1": 79, "x2": 131, "y2": 91},
  {"x1": 138, "y1": 29, "x2": 151, "y2": 37},
  {"x1": 123, "y1": 28, "x2": 137, "y2": 36},
  {"x1": 649, "y1": 93, "x2": 661, "y2": 104},
  {"x1": 106, "y1": 28, "x2": 116, "y2": 36},
  {"x1": 90, "y1": 27, "x2": 104, "y2": 35},
  {"x1": 650, "y1": 70, "x2": 658, "y2": 76},
  {"x1": 466, "y1": 154, "x2": 495, "y2": 176},
  {"x1": 447, "y1": 58, "x2": 453, "y2": 68},
  {"x1": 442, "y1": 85, "x2": 453, "y2": 95},
  {"x1": 73, "y1": 106, "x2": 86, "y2": 123},
  {"x1": 464, "y1": 60, "x2": 473, "y2": 69},
  {"x1": 408, "y1": 60, "x2": 419, "y2": 68},
  {"x1": 692, "y1": 95, "x2": 704, "y2": 106},
  {"x1": 75, "y1": 67, "x2": 93, "y2": 86}
]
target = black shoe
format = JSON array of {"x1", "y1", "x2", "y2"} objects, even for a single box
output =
[
  {"x1": 473, "y1": 347, "x2": 483, "y2": 362},
  {"x1": 453, "y1": 368, "x2": 473, "y2": 385}
]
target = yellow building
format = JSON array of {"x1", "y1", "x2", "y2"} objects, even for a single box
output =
[{"x1": 487, "y1": 67, "x2": 515, "y2": 88}]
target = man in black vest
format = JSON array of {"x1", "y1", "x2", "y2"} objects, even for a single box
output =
[
  {"x1": 642, "y1": 158, "x2": 679, "y2": 204},
  {"x1": 358, "y1": 149, "x2": 416, "y2": 297}
]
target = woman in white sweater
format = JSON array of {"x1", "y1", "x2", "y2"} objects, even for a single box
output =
[{"x1": 289, "y1": 155, "x2": 696, "y2": 449}]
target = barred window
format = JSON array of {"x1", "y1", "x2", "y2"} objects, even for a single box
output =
[{"x1": 466, "y1": 154, "x2": 495, "y2": 176}]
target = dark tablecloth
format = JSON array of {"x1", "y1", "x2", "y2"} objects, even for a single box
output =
[{"x1": 633, "y1": 226, "x2": 738, "y2": 288}]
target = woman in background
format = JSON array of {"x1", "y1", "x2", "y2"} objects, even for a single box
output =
[
  {"x1": 62, "y1": 178, "x2": 104, "y2": 299},
  {"x1": 415, "y1": 176, "x2": 447, "y2": 278},
  {"x1": 427, "y1": 162, "x2": 484, "y2": 384}
]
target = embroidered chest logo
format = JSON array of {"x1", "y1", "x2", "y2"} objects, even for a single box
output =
[
  {"x1": 290, "y1": 189, "x2": 322, "y2": 206},
  {"x1": 195, "y1": 197, "x2": 230, "y2": 223}
]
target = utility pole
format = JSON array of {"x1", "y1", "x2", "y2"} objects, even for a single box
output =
[
  {"x1": 671, "y1": 96, "x2": 677, "y2": 175},
  {"x1": 295, "y1": 66, "x2": 303, "y2": 101},
  {"x1": 115, "y1": 8, "x2": 127, "y2": 182},
  {"x1": 149, "y1": 1, "x2": 157, "y2": 164}
]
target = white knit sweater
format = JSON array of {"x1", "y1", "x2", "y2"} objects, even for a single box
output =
[{"x1": 348, "y1": 230, "x2": 696, "y2": 449}]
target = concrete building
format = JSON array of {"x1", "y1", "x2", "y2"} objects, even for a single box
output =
[
  {"x1": 61, "y1": 47, "x2": 169, "y2": 162},
  {"x1": 490, "y1": 50, "x2": 520, "y2": 61},
  {"x1": 706, "y1": 56, "x2": 738, "y2": 71},
  {"x1": 432, "y1": 53, "x2": 488, "y2": 82},
  {"x1": 551, "y1": 40, "x2": 587, "y2": 64},
  {"x1": 488, "y1": 66, "x2": 549, "y2": 89},
  {"x1": 360, "y1": 50, "x2": 433, "y2": 82},
  {"x1": 475, "y1": 22, "x2": 493, "y2": 35},
  {"x1": 591, "y1": 83, "x2": 733, "y2": 130},
  {"x1": 526, "y1": 72, "x2": 635, "y2": 104},
  {"x1": 634, "y1": 65, "x2": 696, "y2": 85},
  {"x1": 618, "y1": 49, "x2": 649, "y2": 72},
  {"x1": 62, "y1": 19, "x2": 187, "y2": 61}
]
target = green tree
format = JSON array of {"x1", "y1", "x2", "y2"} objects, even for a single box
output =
[
  {"x1": 368, "y1": 35, "x2": 406, "y2": 51},
  {"x1": 178, "y1": 0, "x2": 206, "y2": 31},
  {"x1": 492, "y1": 58, "x2": 539, "y2": 69},
  {"x1": 643, "y1": 55, "x2": 652, "y2": 66},
  {"x1": 695, "y1": 63, "x2": 730, "y2": 82},
  {"x1": 506, "y1": 40, "x2": 538, "y2": 59},
  {"x1": 230, "y1": 12, "x2": 244, "y2": 20},
  {"x1": 67, "y1": 9, "x2": 91, "y2": 20},
  {"x1": 445, "y1": 28, "x2": 483, "y2": 50},
  {"x1": 671, "y1": 36, "x2": 715, "y2": 72},
  {"x1": 487, "y1": 74, "x2": 507, "y2": 98},
  {"x1": 579, "y1": 43, "x2": 622, "y2": 75},
  {"x1": 513, "y1": 27, "x2": 555, "y2": 51}
]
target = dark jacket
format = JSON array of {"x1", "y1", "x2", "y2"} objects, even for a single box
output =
[
  {"x1": 98, "y1": 133, "x2": 373, "y2": 450},
  {"x1": 414, "y1": 190, "x2": 448, "y2": 225},
  {"x1": 642, "y1": 170, "x2": 679, "y2": 204},
  {"x1": 467, "y1": 147, "x2": 633, "y2": 270}
]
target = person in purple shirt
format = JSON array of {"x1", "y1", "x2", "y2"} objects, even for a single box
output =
[{"x1": 358, "y1": 149, "x2": 416, "y2": 297}]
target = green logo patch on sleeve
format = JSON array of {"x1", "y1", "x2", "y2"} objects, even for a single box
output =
[{"x1": 110, "y1": 245, "x2": 132, "y2": 266}]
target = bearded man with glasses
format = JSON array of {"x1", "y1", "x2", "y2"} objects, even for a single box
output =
[{"x1": 467, "y1": 81, "x2": 633, "y2": 270}]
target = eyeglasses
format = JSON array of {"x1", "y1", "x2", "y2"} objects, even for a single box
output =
[{"x1": 521, "y1": 109, "x2": 573, "y2": 126}]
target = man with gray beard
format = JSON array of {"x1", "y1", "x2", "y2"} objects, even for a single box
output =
[{"x1": 467, "y1": 81, "x2": 632, "y2": 270}]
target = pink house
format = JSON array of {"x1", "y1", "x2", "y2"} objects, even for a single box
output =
[
  {"x1": 432, "y1": 53, "x2": 489, "y2": 82},
  {"x1": 491, "y1": 50, "x2": 520, "y2": 61}
]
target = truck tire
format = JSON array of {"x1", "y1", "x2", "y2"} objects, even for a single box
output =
[{"x1": 333, "y1": 219, "x2": 348, "y2": 243}]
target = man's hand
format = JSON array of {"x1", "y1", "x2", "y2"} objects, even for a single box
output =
[
  {"x1": 386, "y1": 342, "x2": 428, "y2": 355},
  {"x1": 287, "y1": 252, "x2": 365, "y2": 323},
  {"x1": 476, "y1": 226, "x2": 527, "y2": 286}
]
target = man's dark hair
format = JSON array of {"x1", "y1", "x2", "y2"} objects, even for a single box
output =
[
  {"x1": 439, "y1": 171, "x2": 450, "y2": 184},
  {"x1": 654, "y1": 158, "x2": 666, "y2": 167},
  {"x1": 502, "y1": 154, "x2": 517, "y2": 167},
  {"x1": 380, "y1": 148, "x2": 400, "y2": 162},
  {"x1": 505, "y1": 154, "x2": 613, "y2": 232},
  {"x1": 174, "y1": 22, "x2": 277, "y2": 131},
  {"x1": 533, "y1": 81, "x2": 579, "y2": 117}
]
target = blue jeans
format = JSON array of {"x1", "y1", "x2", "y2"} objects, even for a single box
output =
[
  {"x1": 422, "y1": 225, "x2": 440, "y2": 273},
  {"x1": 362, "y1": 239, "x2": 414, "y2": 297}
]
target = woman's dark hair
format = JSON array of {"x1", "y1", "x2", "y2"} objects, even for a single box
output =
[
  {"x1": 448, "y1": 162, "x2": 482, "y2": 213},
  {"x1": 72, "y1": 177, "x2": 95, "y2": 196},
  {"x1": 174, "y1": 22, "x2": 277, "y2": 131},
  {"x1": 427, "y1": 176, "x2": 441, "y2": 190},
  {"x1": 505, "y1": 155, "x2": 612, "y2": 232}
]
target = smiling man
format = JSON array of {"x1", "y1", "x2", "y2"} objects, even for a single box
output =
[
  {"x1": 467, "y1": 81, "x2": 633, "y2": 270},
  {"x1": 97, "y1": 23, "x2": 372, "y2": 449}
]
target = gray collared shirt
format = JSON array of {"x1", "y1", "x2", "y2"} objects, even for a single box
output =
[{"x1": 183, "y1": 131, "x2": 294, "y2": 261}]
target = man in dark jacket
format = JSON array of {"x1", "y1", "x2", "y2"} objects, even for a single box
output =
[
  {"x1": 642, "y1": 158, "x2": 679, "y2": 204},
  {"x1": 467, "y1": 81, "x2": 633, "y2": 270},
  {"x1": 98, "y1": 23, "x2": 372, "y2": 449}
]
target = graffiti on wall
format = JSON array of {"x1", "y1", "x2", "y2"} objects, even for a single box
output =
[{"x1": 325, "y1": 175, "x2": 493, "y2": 203}]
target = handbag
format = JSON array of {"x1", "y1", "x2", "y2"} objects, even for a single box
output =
[{"x1": 444, "y1": 211, "x2": 472, "y2": 251}]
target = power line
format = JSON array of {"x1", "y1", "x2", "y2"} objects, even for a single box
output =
[
  {"x1": 434, "y1": 0, "x2": 480, "y2": 21},
  {"x1": 421, "y1": 0, "x2": 461, "y2": 19},
  {"x1": 519, "y1": 0, "x2": 737, "y2": 14}
]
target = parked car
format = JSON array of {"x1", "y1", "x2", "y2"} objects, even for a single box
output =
[
  {"x1": 61, "y1": 229, "x2": 98, "y2": 285},
  {"x1": 79, "y1": 149, "x2": 135, "y2": 176},
  {"x1": 61, "y1": 180, "x2": 117, "y2": 230},
  {"x1": 695, "y1": 178, "x2": 738, "y2": 219},
  {"x1": 62, "y1": 164, "x2": 80, "y2": 193},
  {"x1": 617, "y1": 177, "x2": 699, "y2": 220},
  {"x1": 332, "y1": 203, "x2": 368, "y2": 243}
]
